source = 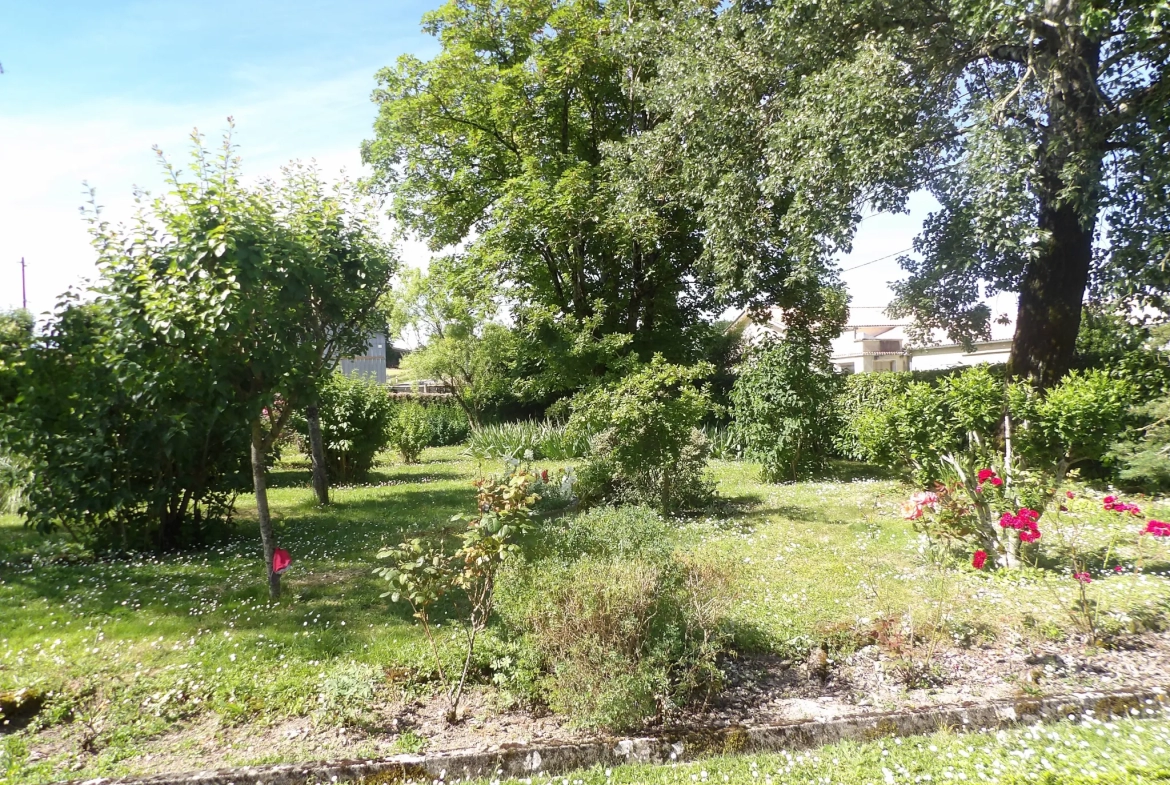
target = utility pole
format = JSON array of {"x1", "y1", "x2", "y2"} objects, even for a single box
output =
[{"x1": 21, "y1": 257, "x2": 27, "y2": 310}]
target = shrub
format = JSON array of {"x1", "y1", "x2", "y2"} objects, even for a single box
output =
[
  {"x1": 294, "y1": 372, "x2": 394, "y2": 483},
  {"x1": 375, "y1": 464, "x2": 536, "y2": 722},
  {"x1": 731, "y1": 333, "x2": 841, "y2": 481},
  {"x1": 387, "y1": 402, "x2": 433, "y2": 464},
  {"x1": 1012, "y1": 369, "x2": 1137, "y2": 475},
  {"x1": 832, "y1": 373, "x2": 913, "y2": 461},
  {"x1": 568, "y1": 357, "x2": 715, "y2": 513},
  {"x1": 495, "y1": 506, "x2": 733, "y2": 730},
  {"x1": 855, "y1": 365, "x2": 1006, "y2": 485}
]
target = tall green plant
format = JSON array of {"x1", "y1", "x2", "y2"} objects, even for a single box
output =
[
  {"x1": 44, "y1": 129, "x2": 397, "y2": 592},
  {"x1": 731, "y1": 314, "x2": 843, "y2": 482}
]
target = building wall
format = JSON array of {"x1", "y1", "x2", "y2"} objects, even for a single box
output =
[
  {"x1": 339, "y1": 331, "x2": 387, "y2": 384},
  {"x1": 909, "y1": 342, "x2": 1012, "y2": 371}
]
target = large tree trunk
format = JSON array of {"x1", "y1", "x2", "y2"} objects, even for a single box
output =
[
  {"x1": 305, "y1": 404, "x2": 330, "y2": 505},
  {"x1": 1008, "y1": 28, "x2": 1101, "y2": 389},
  {"x1": 250, "y1": 420, "x2": 281, "y2": 600},
  {"x1": 1008, "y1": 199, "x2": 1094, "y2": 388}
]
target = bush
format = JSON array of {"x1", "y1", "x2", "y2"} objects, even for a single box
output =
[
  {"x1": 1, "y1": 303, "x2": 250, "y2": 551},
  {"x1": 494, "y1": 506, "x2": 733, "y2": 730},
  {"x1": 294, "y1": 372, "x2": 394, "y2": 483},
  {"x1": 568, "y1": 357, "x2": 715, "y2": 513},
  {"x1": 731, "y1": 333, "x2": 841, "y2": 482},
  {"x1": 464, "y1": 420, "x2": 589, "y2": 461},
  {"x1": 387, "y1": 402, "x2": 433, "y2": 463},
  {"x1": 855, "y1": 365, "x2": 1006, "y2": 485},
  {"x1": 1012, "y1": 369, "x2": 1137, "y2": 474},
  {"x1": 832, "y1": 372, "x2": 913, "y2": 461},
  {"x1": 856, "y1": 365, "x2": 1139, "y2": 485}
]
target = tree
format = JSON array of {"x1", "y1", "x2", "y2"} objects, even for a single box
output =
[
  {"x1": 634, "y1": 0, "x2": 1170, "y2": 388},
  {"x1": 82, "y1": 129, "x2": 395, "y2": 594},
  {"x1": 363, "y1": 0, "x2": 835, "y2": 381},
  {"x1": 384, "y1": 264, "x2": 511, "y2": 425}
]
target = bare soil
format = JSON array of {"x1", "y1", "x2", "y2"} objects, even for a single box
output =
[{"x1": 30, "y1": 632, "x2": 1170, "y2": 780}]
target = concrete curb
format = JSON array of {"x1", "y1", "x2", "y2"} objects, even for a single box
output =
[{"x1": 76, "y1": 687, "x2": 1167, "y2": 785}]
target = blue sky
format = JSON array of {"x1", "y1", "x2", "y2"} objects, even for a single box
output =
[{"x1": 0, "y1": 1, "x2": 1006, "y2": 321}]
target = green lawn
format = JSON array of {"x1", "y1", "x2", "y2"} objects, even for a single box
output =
[
  {"x1": 487, "y1": 713, "x2": 1170, "y2": 784},
  {"x1": 2, "y1": 449, "x2": 1169, "y2": 783}
]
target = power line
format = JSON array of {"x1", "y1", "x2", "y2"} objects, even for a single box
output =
[{"x1": 840, "y1": 246, "x2": 914, "y2": 273}]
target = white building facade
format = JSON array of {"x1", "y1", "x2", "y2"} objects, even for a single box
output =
[{"x1": 728, "y1": 306, "x2": 1014, "y2": 374}]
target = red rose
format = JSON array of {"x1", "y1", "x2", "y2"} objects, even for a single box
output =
[
  {"x1": 972, "y1": 550, "x2": 988, "y2": 570},
  {"x1": 977, "y1": 469, "x2": 996, "y2": 483},
  {"x1": 989, "y1": 477, "x2": 1003, "y2": 487}
]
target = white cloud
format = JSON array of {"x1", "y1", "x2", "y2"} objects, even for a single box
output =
[{"x1": 0, "y1": 66, "x2": 435, "y2": 315}]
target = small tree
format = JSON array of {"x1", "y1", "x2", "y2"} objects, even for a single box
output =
[
  {"x1": 85, "y1": 127, "x2": 396, "y2": 595},
  {"x1": 376, "y1": 465, "x2": 535, "y2": 722}
]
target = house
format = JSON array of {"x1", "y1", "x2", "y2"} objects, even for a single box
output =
[
  {"x1": 726, "y1": 305, "x2": 1014, "y2": 373},
  {"x1": 339, "y1": 331, "x2": 388, "y2": 384}
]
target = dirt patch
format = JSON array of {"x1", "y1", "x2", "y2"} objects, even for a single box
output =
[{"x1": 27, "y1": 632, "x2": 1170, "y2": 780}]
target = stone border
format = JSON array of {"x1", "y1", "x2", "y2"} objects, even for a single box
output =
[{"x1": 75, "y1": 688, "x2": 1167, "y2": 785}]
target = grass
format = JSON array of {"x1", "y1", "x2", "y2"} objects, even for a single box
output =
[
  {"x1": 480, "y1": 711, "x2": 1170, "y2": 784},
  {"x1": 2, "y1": 451, "x2": 1170, "y2": 783}
]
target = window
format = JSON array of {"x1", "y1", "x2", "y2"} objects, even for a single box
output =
[{"x1": 878, "y1": 339, "x2": 902, "y2": 353}]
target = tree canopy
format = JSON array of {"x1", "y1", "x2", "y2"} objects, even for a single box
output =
[
  {"x1": 629, "y1": 0, "x2": 1170, "y2": 387},
  {"x1": 363, "y1": 0, "x2": 845, "y2": 384}
]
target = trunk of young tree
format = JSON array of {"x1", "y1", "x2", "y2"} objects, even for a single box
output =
[
  {"x1": 305, "y1": 404, "x2": 330, "y2": 505},
  {"x1": 250, "y1": 420, "x2": 281, "y2": 600},
  {"x1": 1008, "y1": 31, "x2": 1102, "y2": 389}
]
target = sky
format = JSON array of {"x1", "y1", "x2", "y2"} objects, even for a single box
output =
[{"x1": 0, "y1": 1, "x2": 1005, "y2": 321}]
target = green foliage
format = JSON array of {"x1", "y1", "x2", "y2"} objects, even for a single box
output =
[
  {"x1": 701, "y1": 425, "x2": 744, "y2": 461},
  {"x1": 294, "y1": 373, "x2": 394, "y2": 483},
  {"x1": 495, "y1": 506, "x2": 732, "y2": 730},
  {"x1": 0, "y1": 450, "x2": 30, "y2": 517},
  {"x1": 633, "y1": 0, "x2": 1170, "y2": 384},
  {"x1": 422, "y1": 401, "x2": 471, "y2": 447},
  {"x1": 856, "y1": 365, "x2": 1139, "y2": 484},
  {"x1": 387, "y1": 402, "x2": 433, "y2": 464},
  {"x1": 0, "y1": 132, "x2": 395, "y2": 557},
  {"x1": 855, "y1": 365, "x2": 1006, "y2": 485},
  {"x1": 731, "y1": 313, "x2": 844, "y2": 482},
  {"x1": 568, "y1": 357, "x2": 715, "y2": 513},
  {"x1": 832, "y1": 372, "x2": 914, "y2": 461},
  {"x1": 1111, "y1": 396, "x2": 1170, "y2": 492},
  {"x1": 1075, "y1": 305, "x2": 1170, "y2": 400},
  {"x1": 376, "y1": 465, "x2": 536, "y2": 721},
  {"x1": 1, "y1": 299, "x2": 250, "y2": 551},
  {"x1": 464, "y1": 420, "x2": 589, "y2": 462},
  {"x1": 364, "y1": 0, "x2": 833, "y2": 391},
  {"x1": 387, "y1": 265, "x2": 514, "y2": 424},
  {"x1": 1013, "y1": 370, "x2": 1138, "y2": 474},
  {"x1": 315, "y1": 661, "x2": 379, "y2": 727}
]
